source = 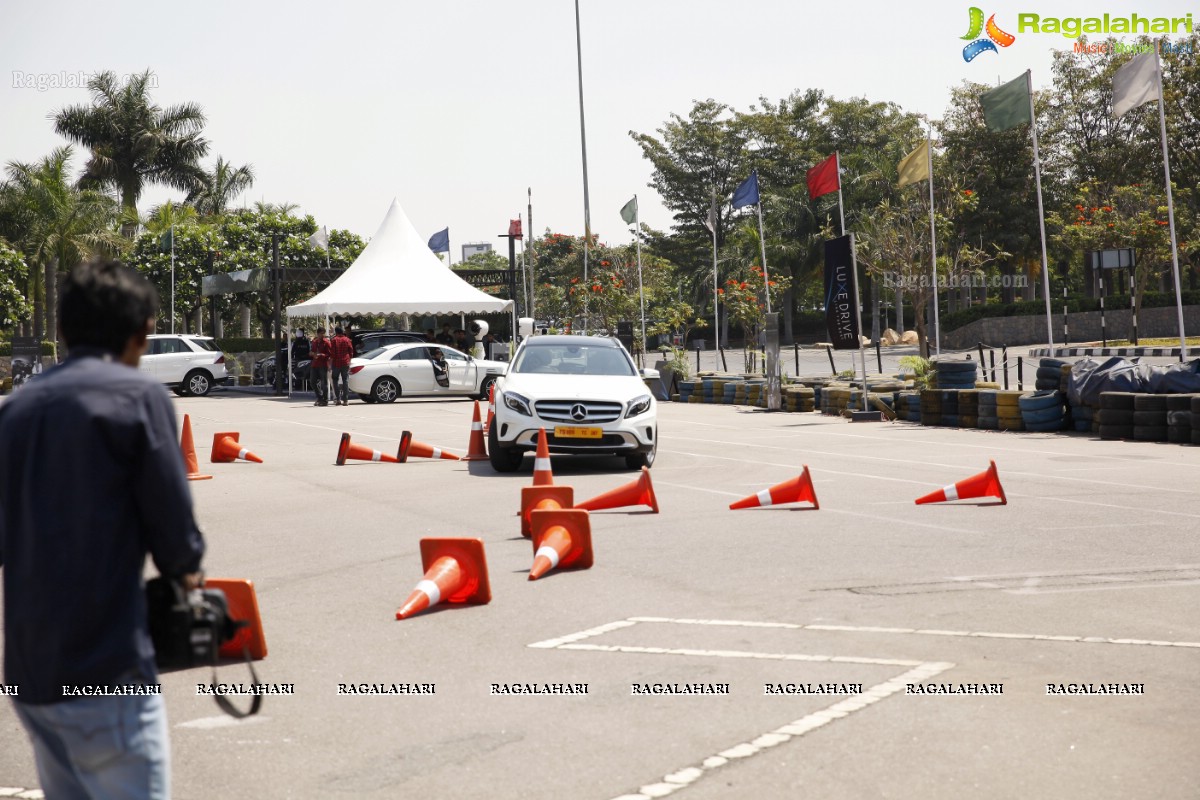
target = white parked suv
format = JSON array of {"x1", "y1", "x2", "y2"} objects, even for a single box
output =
[
  {"x1": 141, "y1": 334, "x2": 228, "y2": 396},
  {"x1": 489, "y1": 335, "x2": 657, "y2": 472}
]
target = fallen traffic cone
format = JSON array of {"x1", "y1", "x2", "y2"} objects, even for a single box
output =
[
  {"x1": 397, "y1": 430, "x2": 460, "y2": 462},
  {"x1": 528, "y1": 508, "x2": 593, "y2": 581},
  {"x1": 576, "y1": 468, "x2": 658, "y2": 513},
  {"x1": 396, "y1": 538, "x2": 491, "y2": 619},
  {"x1": 462, "y1": 401, "x2": 489, "y2": 461},
  {"x1": 915, "y1": 460, "x2": 1007, "y2": 505},
  {"x1": 484, "y1": 383, "x2": 495, "y2": 434},
  {"x1": 532, "y1": 427, "x2": 554, "y2": 486},
  {"x1": 180, "y1": 414, "x2": 212, "y2": 480},
  {"x1": 520, "y1": 485, "x2": 575, "y2": 538},
  {"x1": 204, "y1": 578, "x2": 268, "y2": 660},
  {"x1": 211, "y1": 431, "x2": 263, "y2": 464},
  {"x1": 729, "y1": 466, "x2": 819, "y2": 510},
  {"x1": 336, "y1": 432, "x2": 399, "y2": 465}
]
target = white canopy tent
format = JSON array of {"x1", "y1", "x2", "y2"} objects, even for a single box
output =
[{"x1": 287, "y1": 198, "x2": 513, "y2": 319}]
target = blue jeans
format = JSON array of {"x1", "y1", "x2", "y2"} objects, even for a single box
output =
[{"x1": 13, "y1": 694, "x2": 170, "y2": 799}]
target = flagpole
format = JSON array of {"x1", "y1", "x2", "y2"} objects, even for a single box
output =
[
  {"x1": 849, "y1": 232, "x2": 869, "y2": 410},
  {"x1": 711, "y1": 189, "x2": 720, "y2": 356},
  {"x1": 1154, "y1": 49, "x2": 1187, "y2": 359},
  {"x1": 574, "y1": 0, "x2": 592, "y2": 335},
  {"x1": 1026, "y1": 69, "x2": 1055, "y2": 353},
  {"x1": 633, "y1": 195, "x2": 646, "y2": 366},
  {"x1": 755, "y1": 190, "x2": 771, "y2": 313},
  {"x1": 324, "y1": 226, "x2": 331, "y2": 270},
  {"x1": 528, "y1": 188, "x2": 535, "y2": 326},
  {"x1": 835, "y1": 152, "x2": 846, "y2": 235},
  {"x1": 170, "y1": 224, "x2": 175, "y2": 334},
  {"x1": 926, "y1": 126, "x2": 941, "y2": 356}
]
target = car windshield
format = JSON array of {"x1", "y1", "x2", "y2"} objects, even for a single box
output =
[{"x1": 512, "y1": 344, "x2": 634, "y2": 376}]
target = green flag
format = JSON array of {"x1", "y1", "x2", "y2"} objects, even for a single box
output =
[
  {"x1": 158, "y1": 227, "x2": 173, "y2": 253},
  {"x1": 620, "y1": 196, "x2": 637, "y2": 226},
  {"x1": 897, "y1": 140, "x2": 930, "y2": 187},
  {"x1": 980, "y1": 71, "x2": 1032, "y2": 132}
]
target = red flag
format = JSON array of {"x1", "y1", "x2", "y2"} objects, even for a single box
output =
[
  {"x1": 508, "y1": 219, "x2": 523, "y2": 239},
  {"x1": 806, "y1": 153, "x2": 840, "y2": 200}
]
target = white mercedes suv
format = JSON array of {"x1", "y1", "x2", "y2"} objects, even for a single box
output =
[
  {"x1": 489, "y1": 335, "x2": 657, "y2": 472},
  {"x1": 141, "y1": 334, "x2": 228, "y2": 396}
]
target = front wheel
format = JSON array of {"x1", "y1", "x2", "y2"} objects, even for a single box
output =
[
  {"x1": 371, "y1": 376, "x2": 401, "y2": 403},
  {"x1": 624, "y1": 428, "x2": 657, "y2": 470},
  {"x1": 477, "y1": 375, "x2": 497, "y2": 401},
  {"x1": 185, "y1": 370, "x2": 213, "y2": 397},
  {"x1": 488, "y1": 423, "x2": 524, "y2": 472}
]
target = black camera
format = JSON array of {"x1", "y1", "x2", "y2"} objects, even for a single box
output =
[{"x1": 146, "y1": 577, "x2": 243, "y2": 668}]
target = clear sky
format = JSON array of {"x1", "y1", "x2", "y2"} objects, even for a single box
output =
[{"x1": 2, "y1": 0, "x2": 1194, "y2": 259}]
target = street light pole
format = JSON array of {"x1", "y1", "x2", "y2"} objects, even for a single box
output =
[{"x1": 574, "y1": 0, "x2": 592, "y2": 334}]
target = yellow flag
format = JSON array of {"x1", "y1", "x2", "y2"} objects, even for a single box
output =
[{"x1": 897, "y1": 140, "x2": 931, "y2": 187}]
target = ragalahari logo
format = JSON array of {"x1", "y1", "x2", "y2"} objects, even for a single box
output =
[{"x1": 962, "y1": 7, "x2": 1016, "y2": 62}]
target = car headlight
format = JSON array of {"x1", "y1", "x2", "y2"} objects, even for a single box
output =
[
  {"x1": 626, "y1": 394, "x2": 652, "y2": 418},
  {"x1": 503, "y1": 391, "x2": 533, "y2": 417}
]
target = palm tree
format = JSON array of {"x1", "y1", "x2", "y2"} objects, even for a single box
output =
[
  {"x1": 4, "y1": 147, "x2": 123, "y2": 348},
  {"x1": 54, "y1": 70, "x2": 208, "y2": 234},
  {"x1": 186, "y1": 157, "x2": 255, "y2": 218},
  {"x1": 252, "y1": 200, "x2": 299, "y2": 215}
]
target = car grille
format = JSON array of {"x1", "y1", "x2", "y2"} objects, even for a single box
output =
[
  {"x1": 545, "y1": 433, "x2": 628, "y2": 448},
  {"x1": 533, "y1": 399, "x2": 623, "y2": 423}
]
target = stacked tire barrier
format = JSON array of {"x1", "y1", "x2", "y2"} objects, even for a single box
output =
[
  {"x1": 935, "y1": 359, "x2": 978, "y2": 390},
  {"x1": 784, "y1": 386, "x2": 816, "y2": 412},
  {"x1": 899, "y1": 391, "x2": 921, "y2": 422},
  {"x1": 996, "y1": 390, "x2": 1025, "y2": 431},
  {"x1": 1036, "y1": 358, "x2": 1068, "y2": 390},
  {"x1": 1098, "y1": 392, "x2": 1135, "y2": 440},
  {"x1": 1018, "y1": 390, "x2": 1066, "y2": 432},
  {"x1": 977, "y1": 389, "x2": 998, "y2": 429},
  {"x1": 1193, "y1": 396, "x2": 1200, "y2": 445},
  {"x1": 920, "y1": 389, "x2": 941, "y2": 426},
  {"x1": 1167, "y1": 394, "x2": 1193, "y2": 443},
  {"x1": 940, "y1": 390, "x2": 960, "y2": 427},
  {"x1": 1132, "y1": 394, "x2": 1168, "y2": 442},
  {"x1": 958, "y1": 389, "x2": 979, "y2": 429}
]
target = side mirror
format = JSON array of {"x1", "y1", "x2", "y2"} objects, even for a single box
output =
[{"x1": 641, "y1": 367, "x2": 661, "y2": 380}]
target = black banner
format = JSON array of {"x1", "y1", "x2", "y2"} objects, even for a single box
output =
[{"x1": 823, "y1": 235, "x2": 859, "y2": 350}]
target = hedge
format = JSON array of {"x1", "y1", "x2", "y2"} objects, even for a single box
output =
[
  {"x1": 215, "y1": 337, "x2": 275, "y2": 352},
  {"x1": 940, "y1": 290, "x2": 1200, "y2": 332},
  {"x1": 0, "y1": 341, "x2": 56, "y2": 357}
]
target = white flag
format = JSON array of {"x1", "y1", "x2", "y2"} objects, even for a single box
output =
[
  {"x1": 703, "y1": 198, "x2": 717, "y2": 233},
  {"x1": 1112, "y1": 52, "x2": 1159, "y2": 118},
  {"x1": 308, "y1": 226, "x2": 329, "y2": 249}
]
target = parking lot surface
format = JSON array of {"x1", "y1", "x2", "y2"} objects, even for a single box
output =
[{"x1": 2, "y1": 390, "x2": 1198, "y2": 798}]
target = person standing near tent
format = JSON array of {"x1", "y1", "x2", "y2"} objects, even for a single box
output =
[
  {"x1": 309, "y1": 327, "x2": 332, "y2": 406},
  {"x1": 329, "y1": 326, "x2": 354, "y2": 406}
]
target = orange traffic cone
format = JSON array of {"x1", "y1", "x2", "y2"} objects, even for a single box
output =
[
  {"x1": 915, "y1": 460, "x2": 1007, "y2": 505},
  {"x1": 462, "y1": 401, "x2": 489, "y2": 461},
  {"x1": 211, "y1": 432, "x2": 263, "y2": 464},
  {"x1": 180, "y1": 415, "x2": 212, "y2": 480},
  {"x1": 397, "y1": 430, "x2": 460, "y2": 462},
  {"x1": 204, "y1": 578, "x2": 268, "y2": 660},
  {"x1": 528, "y1": 508, "x2": 593, "y2": 580},
  {"x1": 336, "y1": 432, "x2": 399, "y2": 465},
  {"x1": 729, "y1": 466, "x2": 819, "y2": 510},
  {"x1": 396, "y1": 538, "x2": 491, "y2": 619},
  {"x1": 484, "y1": 383, "x2": 495, "y2": 434},
  {"x1": 532, "y1": 427, "x2": 554, "y2": 486},
  {"x1": 520, "y1": 485, "x2": 575, "y2": 538},
  {"x1": 576, "y1": 468, "x2": 658, "y2": 513}
]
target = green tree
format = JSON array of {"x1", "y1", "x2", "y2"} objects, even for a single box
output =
[
  {"x1": 2, "y1": 147, "x2": 123, "y2": 348},
  {"x1": 54, "y1": 70, "x2": 208, "y2": 232},
  {"x1": 186, "y1": 157, "x2": 255, "y2": 218},
  {"x1": 0, "y1": 242, "x2": 33, "y2": 330}
]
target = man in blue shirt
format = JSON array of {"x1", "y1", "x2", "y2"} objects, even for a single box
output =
[{"x1": 0, "y1": 259, "x2": 206, "y2": 799}]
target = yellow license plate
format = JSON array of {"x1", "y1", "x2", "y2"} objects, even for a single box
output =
[{"x1": 554, "y1": 425, "x2": 603, "y2": 439}]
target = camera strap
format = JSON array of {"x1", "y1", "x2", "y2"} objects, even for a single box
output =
[{"x1": 209, "y1": 645, "x2": 264, "y2": 719}]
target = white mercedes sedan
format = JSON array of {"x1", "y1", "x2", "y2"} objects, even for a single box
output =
[{"x1": 348, "y1": 343, "x2": 507, "y2": 403}]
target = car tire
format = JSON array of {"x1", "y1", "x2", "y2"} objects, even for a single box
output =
[
  {"x1": 477, "y1": 376, "x2": 497, "y2": 402},
  {"x1": 624, "y1": 428, "x2": 657, "y2": 470},
  {"x1": 185, "y1": 370, "x2": 213, "y2": 397},
  {"x1": 488, "y1": 423, "x2": 524, "y2": 472},
  {"x1": 171, "y1": 386, "x2": 188, "y2": 397},
  {"x1": 371, "y1": 376, "x2": 400, "y2": 404},
  {"x1": 360, "y1": 393, "x2": 377, "y2": 405}
]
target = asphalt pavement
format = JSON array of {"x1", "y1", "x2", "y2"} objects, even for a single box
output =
[{"x1": 2, "y1": 387, "x2": 1199, "y2": 799}]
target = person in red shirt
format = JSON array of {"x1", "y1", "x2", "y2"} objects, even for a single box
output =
[
  {"x1": 309, "y1": 327, "x2": 332, "y2": 406},
  {"x1": 329, "y1": 326, "x2": 355, "y2": 405}
]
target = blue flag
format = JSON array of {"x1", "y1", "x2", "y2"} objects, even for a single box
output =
[
  {"x1": 732, "y1": 171, "x2": 760, "y2": 209},
  {"x1": 428, "y1": 227, "x2": 450, "y2": 253}
]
